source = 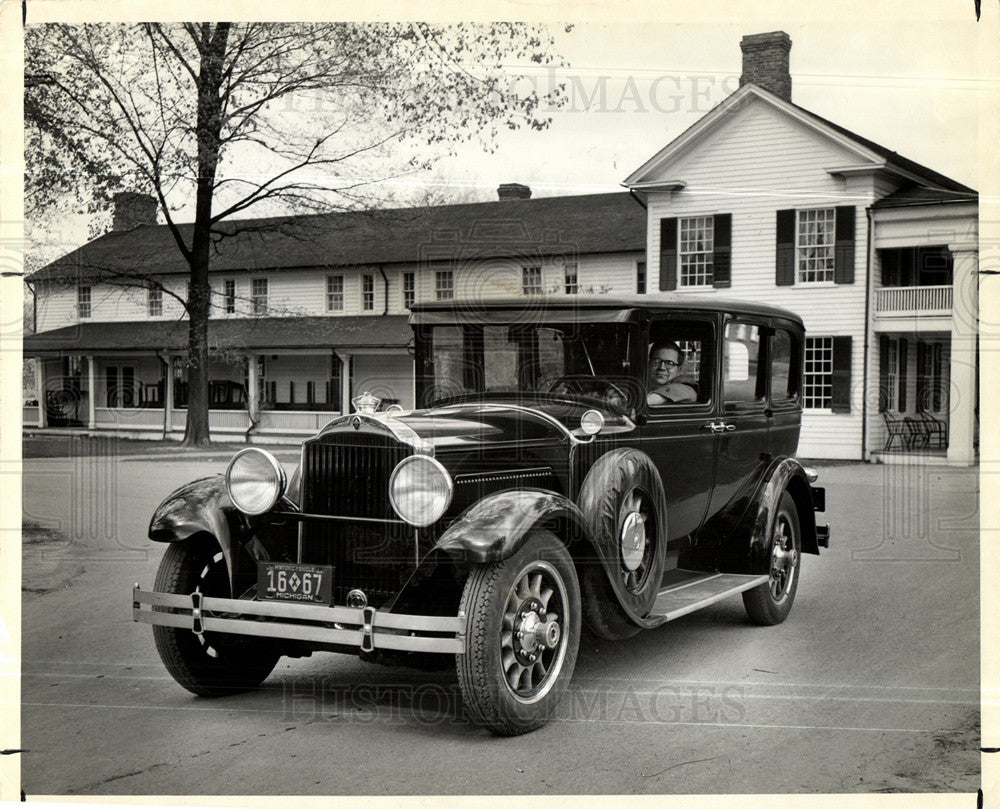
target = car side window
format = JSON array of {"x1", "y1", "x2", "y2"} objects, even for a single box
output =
[
  {"x1": 769, "y1": 327, "x2": 800, "y2": 402},
  {"x1": 646, "y1": 319, "x2": 714, "y2": 407},
  {"x1": 724, "y1": 321, "x2": 765, "y2": 406}
]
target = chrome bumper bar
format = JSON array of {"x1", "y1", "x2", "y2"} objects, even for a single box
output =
[{"x1": 132, "y1": 585, "x2": 465, "y2": 654}]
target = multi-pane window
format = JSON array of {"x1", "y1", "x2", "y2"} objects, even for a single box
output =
[
  {"x1": 223, "y1": 279, "x2": 236, "y2": 314},
  {"x1": 675, "y1": 339, "x2": 701, "y2": 376},
  {"x1": 804, "y1": 337, "x2": 834, "y2": 409},
  {"x1": 147, "y1": 286, "x2": 163, "y2": 317},
  {"x1": 326, "y1": 275, "x2": 344, "y2": 311},
  {"x1": 522, "y1": 266, "x2": 542, "y2": 296},
  {"x1": 435, "y1": 270, "x2": 454, "y2": 300},
  {"x1": 564, "y1": 264, "x2": 578, "y2": 295},
  {"x1": 251, "y1": 278, "x2": 268, "y2": 315},
  {"x1": 403, "y1": 272, "x2": 415, "y2": 309},
  {"x1": 77, "y1": 285, "x2": 92, "y2": 318},
  {"x1": 797, "y1": 208, "x2": 836, "y2": 283},
  {"x1": 679, "y1": 216, "x2": 714, "y2": 286},
  {"x1": 361, "y1": 274, "x2": 375, "y2": 311},
  {"x1": 636, "y1": 261, "x2": 646, "y2": 294}
]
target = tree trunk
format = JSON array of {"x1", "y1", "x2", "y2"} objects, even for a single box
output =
[{"x1": 180, "y1": 24, "x2": 231, "y2": 447}]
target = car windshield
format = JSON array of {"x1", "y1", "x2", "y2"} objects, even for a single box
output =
[{"x1": 420, "y1": 323, "x2": 637, "y2": 408}]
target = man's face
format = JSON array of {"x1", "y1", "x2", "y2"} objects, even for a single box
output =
[{"x1": 648, "y1": 347, "x2": 682, "y2": 386}]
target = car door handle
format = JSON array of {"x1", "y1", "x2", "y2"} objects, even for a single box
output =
[{"x1": 700, "y1": 420, "x2": 735, "y2": 433}]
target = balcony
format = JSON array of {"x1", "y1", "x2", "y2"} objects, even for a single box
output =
[{"x1": 874, "y1": 285, "x2": 952, "y2": 319}]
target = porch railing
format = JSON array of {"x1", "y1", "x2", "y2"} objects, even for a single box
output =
[{"x1": 874, "y1": 285, "x2": 952, "y2": 315}]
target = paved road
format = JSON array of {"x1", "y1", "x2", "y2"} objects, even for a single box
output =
[{"x1": 17, "y1": 451, "x2": 980, "y2": 796}]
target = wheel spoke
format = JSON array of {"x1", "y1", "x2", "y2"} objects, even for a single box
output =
[{"x1": 515, "y1": 577, "x2": 531, "y2": 602}]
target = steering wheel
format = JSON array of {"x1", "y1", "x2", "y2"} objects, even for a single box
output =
[{"x1": 548, "y1": 375, "x2": 629, "y2": 408}]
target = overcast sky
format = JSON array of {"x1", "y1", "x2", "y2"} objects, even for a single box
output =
[
  {"x1": 430, "y1": 13, "x2": 989, "y2": 201},
  {"x1": 19, "y1": 0, "x2": 997, "y2": 252}
]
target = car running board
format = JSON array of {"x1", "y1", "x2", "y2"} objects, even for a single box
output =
[{"x1": 647, "y1": 571, "x2": 769, "y2": 623}]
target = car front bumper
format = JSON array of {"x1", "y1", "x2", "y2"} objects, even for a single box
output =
[{"x1": 132, "y1": 586, "x2": 465, "y2": 655}]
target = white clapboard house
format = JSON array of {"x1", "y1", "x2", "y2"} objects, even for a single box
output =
[{"x1": 24, "y1": 31, "x2": 978, "y2": 463}]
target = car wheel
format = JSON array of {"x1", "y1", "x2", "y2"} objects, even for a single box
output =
[
  {"x1": 152, "y1": 535, "x2": 280, "y2": 696},
  {"x1": 578, "y1": 449, "x2": 666, "y2": 640},
  {"x1": 456, "y1": 530, "x2": 581, "y2": 736},
  {"x1": 743, "y1": 491, "x2": 801, "y2": 626}
]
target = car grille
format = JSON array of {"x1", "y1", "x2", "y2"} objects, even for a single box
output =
[{"x1": 299, "y1": 432, "x2": 416, "y2": 607}]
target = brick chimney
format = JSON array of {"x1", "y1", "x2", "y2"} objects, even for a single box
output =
[
  {"x1": 497, "y1": 183, "x2": 532, "y2": 201},
  {"x1": 740, "y1": 31, "x2": 792, "y2": 102},
  {"x1": 112, "y1": 192, "x2": 158, "y2": 231}
]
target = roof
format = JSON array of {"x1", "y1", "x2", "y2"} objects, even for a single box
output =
[
  {"x1": 625, "y1": 83, "x2": 975, "y2": 196},
  {"x1": 791, "y1": 103, "x2": 976, "y2": 194},
  {"x1": 23, "y1": 315, "x2": 412, "y2": 355},
  {"x1": 410, "y1": 293, "x2": 805, "y2": 326},
  {"x1": 872, "y1": 184, "x2": 979, "y2": 209},
  {"x1": 31, "y1": 192, "x2": 647, "y2": 283}
]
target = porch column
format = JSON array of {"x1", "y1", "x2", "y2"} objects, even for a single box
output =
[
  {"x1": 247, "y1": 353, "x2": 260, "y2": 428},
  {"x1": 947, "y1": 242, "x2": 978, "y2": 465},
  {"x1": 86, "y1": 355, "x2": 97, "y2": 429},
  {"x1": 36, "y1": 359, "x2": 46, "y2": 428},
  {"x1": 163, "y1": 355, "x2": 174, "y2": 436},
  {"x1": 336, "y1": 351, "x2": 352, "y2": 413}
]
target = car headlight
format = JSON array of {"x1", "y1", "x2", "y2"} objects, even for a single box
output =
[
  {"x1": 225, "y1": 448, "x2": 287, "y2": 515},
  {"x1": 389, "y1": 455, "x2": 454, "y2": 527}
]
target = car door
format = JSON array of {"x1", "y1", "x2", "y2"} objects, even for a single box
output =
[
  {"x1": 705, "y1": 317, "x2": 769, "y2": 522},
  {"x1": 637, "y1": 315, "x2": 718, "y2": 546}
]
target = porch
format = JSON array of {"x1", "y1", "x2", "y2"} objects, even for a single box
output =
[
  {"x1": 868, "y1": 330, "x2": 978, "y2": 466},
  {"x1": 22, "y1": 315, "x2": 414, "y2": 442}
]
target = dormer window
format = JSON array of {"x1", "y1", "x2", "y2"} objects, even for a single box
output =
[
  {"x1": 78, "y1": 285, "x2": 92, "y2": 319},
  {"x1": 251, "y1": 278, "x2": 268, "y2": 315}
]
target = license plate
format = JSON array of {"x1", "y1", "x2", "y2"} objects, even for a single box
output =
[{"x1": 258, "y1": 562, "x2": 333, "y2": 604}]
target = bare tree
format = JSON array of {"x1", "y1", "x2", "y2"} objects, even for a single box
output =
[{"x1": 25, "y1": 22, "x2": 567, "y2": 444}]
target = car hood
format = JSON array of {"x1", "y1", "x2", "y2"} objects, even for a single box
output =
[{"x1": 314, "y1": 399, "x2": 636, "y2": 452}]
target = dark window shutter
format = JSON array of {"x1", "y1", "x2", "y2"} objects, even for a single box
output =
[
  {"x1": 834, "y1": 205, "x2": 856, "y2": 284},
  {"x1": 712, "y1": 214, "x2": 732, "y2": 288},
  {"x1": 898, "y1": 338, "x2": 907, "y2": 412},
  {"x1": 831, "y1": 336, "x2": 852, "y2": 413},
  {"x1": 915, "y1": 341, "x2": 927, "y2": 411},
  {"x1": 659, "y1": 218, "x2": 677, "y2": 291},
  {"x1": 775, "y1": 209, "x2": 795, "y2": 286},
  {"x1": 878, "y1": 336, "x2": 889, "y2": 411}
]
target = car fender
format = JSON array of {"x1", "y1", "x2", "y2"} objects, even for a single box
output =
[
  {"x1": 147, "y1": 475, "x2": 239, "y2": 581},
  {"x1": 746, "y1": 457, "x2": 820, "y2": 572},
  {"x1": 432, "y1": 488, "x2": 596, "y2": 564}
]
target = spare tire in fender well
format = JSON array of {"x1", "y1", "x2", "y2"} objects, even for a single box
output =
[{"x1": 576, "y1": 448, "x2": 668, "y2": 630}]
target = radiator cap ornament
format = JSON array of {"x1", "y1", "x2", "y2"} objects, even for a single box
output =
[
  {"x1": 352, "y1": 391, "x2": 381, "y2": 415},
  {"x1": 346, "y1": 589, "x2": 368, "y2": 609}
]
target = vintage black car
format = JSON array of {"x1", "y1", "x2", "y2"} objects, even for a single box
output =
[{"x1": 133, "y1": 296, "x2": 828, "y2": 735}]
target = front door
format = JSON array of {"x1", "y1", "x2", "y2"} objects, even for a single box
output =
[{"x1": 638, "y1": 316, "x2": 718, "y2": 545}]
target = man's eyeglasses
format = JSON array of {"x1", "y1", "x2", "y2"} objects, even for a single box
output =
[{"x1": 649, "y1": 357, "x2": 682, "y2": 369}]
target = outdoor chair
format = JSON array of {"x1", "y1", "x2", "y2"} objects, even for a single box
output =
[
  {"x1": 882, "y1": 410, "x2": 910, "y2": 451},
  {"x1": 917, "y1": 410, "x2": 947, "y2": 448},
  {"x1": 903, "y1": 416, "x2": 926, "y2": 448}
]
